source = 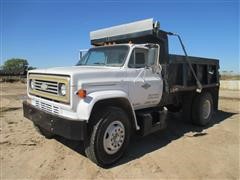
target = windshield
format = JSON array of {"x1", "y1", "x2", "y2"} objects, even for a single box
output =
[{"x1": 76, "y1": 46, "x2": 129, "y2": 67}]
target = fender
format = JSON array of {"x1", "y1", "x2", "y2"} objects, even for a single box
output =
[{"x1": 76, "y1": 90, "x2": 140, "y2": 130}]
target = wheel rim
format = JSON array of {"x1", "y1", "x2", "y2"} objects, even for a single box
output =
[
  {"x1": 202, "y1": 99, "x2": 211, "y2": 119},
  {"x1": 103, "y1": 121, "x2": 125, "y2": 155}
]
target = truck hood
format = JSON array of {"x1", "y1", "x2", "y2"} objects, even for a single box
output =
[
  {"x1": 29, "y1": 66, "x2": 122, "y2": 76},
  {"x1": 29, "y1": 66, "x2": 125, "y2": 87}
]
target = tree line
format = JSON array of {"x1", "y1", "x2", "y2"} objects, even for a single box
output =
[{"x1": 0, "y1": 58, "x2": 36, "y2": 76}]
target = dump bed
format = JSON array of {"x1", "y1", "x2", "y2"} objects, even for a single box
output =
[{"x1": 166, "y1": 55, "x2": 219, "y2": 93}]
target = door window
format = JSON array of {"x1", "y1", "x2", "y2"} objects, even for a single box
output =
[
  {"x1": 128, "y1": 48, "x2": 157, "y2": 68},
  {"x1": 128, "y1": 48, "x2": 148, "y2": 68}
]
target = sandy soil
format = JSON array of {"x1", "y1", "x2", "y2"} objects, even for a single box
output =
[{"x1": 0, "y1": 82, "x2": 239, "y2": 179}]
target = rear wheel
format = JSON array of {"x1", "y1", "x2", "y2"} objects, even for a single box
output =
[
  {"x1": 85, "y1": 106, "x2": 131, "y2": 167},
  {"x1": 192, "y1": 92, "x2": 213, "y2": 126}
]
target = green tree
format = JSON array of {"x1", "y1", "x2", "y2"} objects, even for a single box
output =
[{"x1": 2, "y1": 58, "x2": 29, "y2": 74}]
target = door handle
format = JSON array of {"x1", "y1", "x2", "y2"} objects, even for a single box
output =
[{"x1": 141, "y1": 82, "x2": 151, "y2": 89}]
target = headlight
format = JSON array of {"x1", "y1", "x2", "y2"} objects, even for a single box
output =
[
  {"x1": 59, "y1": 83, "x2": 66, "y2": 96},
  {"x1": 30, "y1": 80, "x2": 35, "y2": 89}
]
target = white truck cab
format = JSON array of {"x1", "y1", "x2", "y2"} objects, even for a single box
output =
[
  {"x1": 23, "y1": 19, "x2": 220, "y2": 166},
  {"x1": 27, "y1": 43, "x2": 163, "y2": 126}
]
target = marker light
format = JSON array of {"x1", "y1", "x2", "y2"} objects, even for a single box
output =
[{"x1": 77, "y1": 89, "x2": 87, "y2": 98}]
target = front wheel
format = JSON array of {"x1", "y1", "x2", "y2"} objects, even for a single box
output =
[{"x1": 85, "y1": 106, "x2": 131, "y2": 167}]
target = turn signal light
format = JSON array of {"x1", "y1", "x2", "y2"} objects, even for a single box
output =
[{"x1": 77, "y1": 89, "x2": 87, "y2": 98}]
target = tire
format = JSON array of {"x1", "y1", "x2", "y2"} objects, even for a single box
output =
[
  {"x1": 192, "y1": 92, "x2": 213, "y2": 126},
  {"x1": 85, "y1": 106, "x2": 131, "y2": 167},
  {"x1": 34, "y1": 124, "x2": 54, "y2": 139}
]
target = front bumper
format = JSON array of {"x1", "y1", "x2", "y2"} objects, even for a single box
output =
[{"x1": 23, "y1": 101, "x2": 87, "y2": 140}]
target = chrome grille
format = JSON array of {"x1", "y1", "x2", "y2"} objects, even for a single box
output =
[
  {"x1": 35, "y1": 100, "x2": 60, "y2": 114},
  {"x1": 33, "y1": 80, "x2": 58, "y2": 95},
  {"x1": 29, "y1": 74, "x2": 70, "y2": 103}
]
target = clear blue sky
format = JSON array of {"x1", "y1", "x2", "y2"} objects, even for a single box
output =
[{"x1": 1, "y1": 0, "x2": 239, "y2": 72}]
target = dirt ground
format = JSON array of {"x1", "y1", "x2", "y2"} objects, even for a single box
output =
[{"x1": 0, "y1": 82, "x2": 239, "y2": 179}]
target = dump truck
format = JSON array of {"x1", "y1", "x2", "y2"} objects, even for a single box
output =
[{"x1": 23, "y1": 18, "x2": 220, "y2": 166}]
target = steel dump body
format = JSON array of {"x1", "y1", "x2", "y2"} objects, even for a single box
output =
[
  {"x1": 163, "y1": 55, "x2": 220, "y2": 111},
  {"x1": 167, "y1": 55, "x2": 219, "y2": 92}
]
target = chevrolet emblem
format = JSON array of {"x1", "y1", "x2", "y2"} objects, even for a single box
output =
[{"x1": 41, "y1": 83, "x2": 48, "y2": 90}]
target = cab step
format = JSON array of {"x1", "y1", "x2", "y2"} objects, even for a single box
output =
[{"x1": 136, "y1": 108, "x2": 167, "y2": 136}]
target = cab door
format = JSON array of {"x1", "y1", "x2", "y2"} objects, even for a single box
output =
[{"x1": 127, "y1": 47, "x2": 163, "y2": 109}]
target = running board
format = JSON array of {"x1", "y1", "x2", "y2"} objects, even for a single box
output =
[{"x1": 136, "y1": 108, "x2": 167, "y2": 136}]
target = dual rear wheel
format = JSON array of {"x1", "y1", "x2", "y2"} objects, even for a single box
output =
[
  {"x1": 192, "y1": 92, "x2": 214, "y2": 126},
  {"x1": 182, "y1": 91, "x2": 214, "y2": 126}
]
